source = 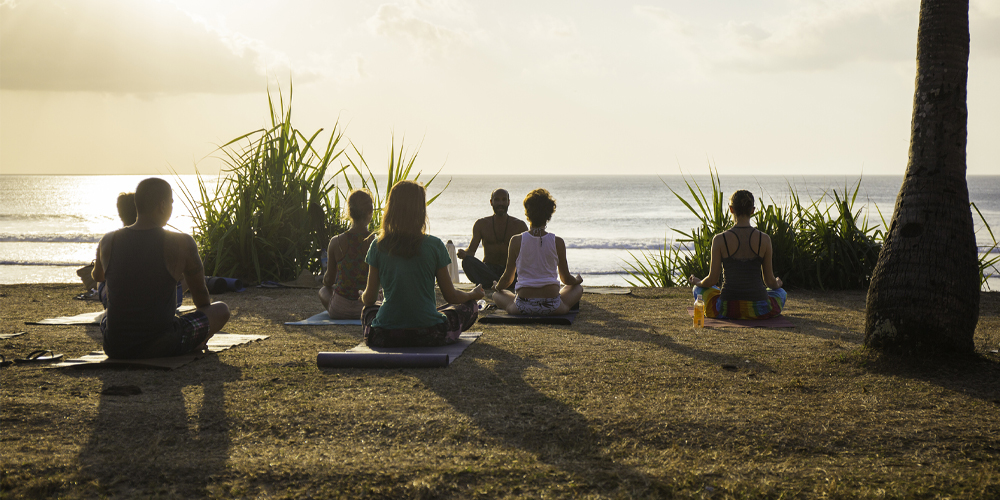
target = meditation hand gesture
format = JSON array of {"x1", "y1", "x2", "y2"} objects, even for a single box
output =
[
  {"x1": 456, "y1": 248, "x2": 467, "y2": 259},
  {"x1": 471, "y1": 285, "x2": 485, "y2": 300}
]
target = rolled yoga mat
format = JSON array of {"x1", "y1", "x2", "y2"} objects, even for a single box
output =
[{"x1": 316, "y1": 352, "x2": 449, "y2": 368}]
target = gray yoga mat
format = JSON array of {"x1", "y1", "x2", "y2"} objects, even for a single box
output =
[
  {"x1": 48, "y1": 333, "x2": 269, "y2": 370},
  {"x1": 453, "y1": 283, "x2": 630, "y2": 295},
  {"x1": 583, "y1": 286, "x2": 632, "y2": 295},
  {"x1": 285, "y1": 311, "x2": 362, "y2": 326},
  {"x1": 478, "y1": 310, "x2": 578, "y2": 325},
  {"x1": 27, "y1": 305, "x2": 196, "y2": 326},
  {"x1": 317, "y1": 331, "x2": 482, "y2": 368}
]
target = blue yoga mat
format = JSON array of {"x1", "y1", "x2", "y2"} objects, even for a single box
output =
[
  {"x1": 285, "y1": 312, "x2": 363, "y2": 326},
  {"x1": 206, "y1": 277, "x2": 246, "y2": 293}
]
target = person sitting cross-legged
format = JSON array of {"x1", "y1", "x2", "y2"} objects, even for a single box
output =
[
  {"x1": 687, "y1": 189, "x2": 787, "y2": 319},
  {"x1": 491, "y1": 188, "x2": 583, "y2": 316},
  {"x1": 361, "y1": 181, "x2": 485, "y2": 347},
  {"x1": 93, "y1": 178, "x2": 230, "y2": 359},
  {"x1": 456, "y1": 188, "x2": 528, "y2": 288},
  {"x1": 319, "y1": 189, "x2": 376, "y2": 319}
]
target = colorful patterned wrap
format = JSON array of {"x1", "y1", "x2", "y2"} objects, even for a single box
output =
[{"x1": 693, "y1": 286, "x2": 786, "y2": 320}]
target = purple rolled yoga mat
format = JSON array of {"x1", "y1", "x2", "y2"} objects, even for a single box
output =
[{"x1": 316, "y1": 352, "x2": 449, "y2": 368}]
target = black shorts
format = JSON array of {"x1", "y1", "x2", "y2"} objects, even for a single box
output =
[{"x1": 101, "y1": 310, "x2": 211, "y2": 359}]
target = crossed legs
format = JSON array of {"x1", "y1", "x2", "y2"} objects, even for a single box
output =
[{"x1": 493, "y1": 284, "x2": 583, "y2": 315}]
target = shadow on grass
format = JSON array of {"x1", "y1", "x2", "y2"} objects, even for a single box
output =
[
  {"x1": 855, "y1": 350, "x2": 1000, "y2": 405},
  {"x1": 413, "y1": 342, "x2": 673, "y2": 495},
  {"x1": 574, "y1": 300, "x2": 778, "y2": 373},
  {"x1": 66, "y1": 356, "x2": 241, "y2": 497}
]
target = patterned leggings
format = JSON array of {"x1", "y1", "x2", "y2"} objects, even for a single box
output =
[
  {"x1": 693, "y1": 286, "x2": 787, "y2": 320},
  {"x1": 362, "y1": 300, "x2": 479, "y2": 348}
]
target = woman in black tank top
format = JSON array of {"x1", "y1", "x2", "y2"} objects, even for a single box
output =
[{"x1": 686, "y1": 190, "x2": 786, "y2": 319}]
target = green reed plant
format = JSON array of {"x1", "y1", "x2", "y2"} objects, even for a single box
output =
[
  {"x1": 623, "y1": 236, "x2": 684, "y2": 287},
  {"x1": 179, "y1": 86, "x2": 349, "y2": 283},
  {"x1": 339, "y1": 134, "x2": 450, "y2": 232},
  {"x1": 972, "y1": 202, "x2": 999, "y2": 290},
  {"x1": 623, "y1": 169, "x2": 885, "y2": 290}
]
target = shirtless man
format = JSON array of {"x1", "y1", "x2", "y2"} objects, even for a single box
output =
[
  {"x1": 92, "y1": 178, "x2": 230, "y2": 359},
  {"x1": 456, "y1": 189, "x2": 528, "y2": 288}
]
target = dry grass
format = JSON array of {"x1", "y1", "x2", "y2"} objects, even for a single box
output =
[{"x1": 2, "y1": 284, "x2": 998, "y2": 499}]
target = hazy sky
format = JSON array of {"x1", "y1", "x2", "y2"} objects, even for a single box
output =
[{"x1": 1, "y1": 0, "x2": 998, "y2": 176}]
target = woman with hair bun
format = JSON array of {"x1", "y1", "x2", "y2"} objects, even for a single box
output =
[
  {"x1": 361, "y1": 181, "x2": 485, "y2": 347},
  {"x1": 491, "y1": 188, "x2": 584, "y2": 316},
  {"x1": 688, "y1": 189, "x2": 786, "y2": 319},
  {"x1": 319, "y1": 189, "x2": 376, "y2": 319}
]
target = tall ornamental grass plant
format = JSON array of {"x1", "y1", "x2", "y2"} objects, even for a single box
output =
[
  {"x1": 624, "y1": 169, "x2": 883, "y2": 290},
  {"x1": 180, "y1": 86, "x2": 452, "y2": 284},
  {"x1": 179, "y1": 87, "x2": 348, "y2": 283},
  {"x1": 625, "y1": 169, "x2": 998, "y2": 290},
  {"x1": 340, "y1": 134, "x2": 450, "y2": 233}
]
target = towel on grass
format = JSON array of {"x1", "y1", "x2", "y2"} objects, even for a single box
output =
[
  {"x1": 47, "y1": 333, "x2": 268, "y2": 370},
  {"x1": 26, "y1": 305, "x2": 197, "y2": 326},
  {"x1": 285, "y1": 311, "x2": 362, "y2": 326},
  {"x1": 478, "y1": 310, "x2": 578, "y2": 325},
  {"x1": 686, "y1": 308, "x2": 795, "y2": 328},
  {"x1": 317, "y1": 331, "x2": 482, "y2": 368}
]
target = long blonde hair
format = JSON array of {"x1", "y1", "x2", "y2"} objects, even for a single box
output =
[{"x1": 377, "y1": 180, "x2": 427, "y2": 258}]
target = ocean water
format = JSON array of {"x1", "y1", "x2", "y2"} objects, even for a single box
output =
[{"x1": 1, "y1": 174, "x2": 998, "y2": 288}]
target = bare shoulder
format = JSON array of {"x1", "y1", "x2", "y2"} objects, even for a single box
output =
[
  {"x1": 474, "y1": 216, "x2": 493, "y2": 228},
  {"x1": 511, "y1": 217, "x2": 529, "y2": 231},
  {"x1": 98, "y1": 230, "x2": 116, "y2": 245},
  {"x1": 554, "y1": 235, "x2": 566, "y2": 247},
  {"x1": 758, "y1": 230, "x2": 773, "y2": 246},
  {"x1": 166, "y1": 231, "x2": 198, "y2": 251}
]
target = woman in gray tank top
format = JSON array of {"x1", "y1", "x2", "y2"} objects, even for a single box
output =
[{"x1": 687, "y1": 190, "x2": 787, "y2": 319}]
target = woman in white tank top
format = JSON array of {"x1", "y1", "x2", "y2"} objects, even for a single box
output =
[{"x1": 491, "y1": 189, "x2": 584, "y2": 315}]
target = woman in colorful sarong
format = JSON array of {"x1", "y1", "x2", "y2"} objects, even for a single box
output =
[
  {"x1": 320, "y1": 189, "x2": 376, "y2": 319},
  {"x1": 360, "y1": 181, "x2": 484, "y2": 347},
  {"x1": 688, "y1": 190, "x2": 786, "y2": 319},
  {"x1": 491, "y1": 188, "x2": 584, "y2": 316}
]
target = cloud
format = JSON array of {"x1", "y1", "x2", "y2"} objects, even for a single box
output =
[
  {"x1": 720, "y1": 0, "x2": 919, "y2": 72},
  {"x1": 971, "y1": 0, "x2": 1000, "y2": 58},
  {"x1": 0, "y1": 0, "x2": 273, "y2": 93},
  {"x1": 367, "y1": 2, "x2": 467, "y2": 56},
  {"x1": 634, "y1": 5, "x2": 694, "y2": 37},
  {"x1": 529, "y1": 16, "x2": 578, "y2": 40}
]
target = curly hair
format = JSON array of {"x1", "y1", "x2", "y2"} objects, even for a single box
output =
[
  {"x1": 523, "y1": 188, "x2": 556, "y2": 227},
  {"x1": 377, "y1": 181, "x2": 427, "y2": 258},
  {"x1": 729, "y1": 190, "x2": 756, "y2": 217}
]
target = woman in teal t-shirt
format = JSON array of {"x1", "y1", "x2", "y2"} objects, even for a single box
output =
[{"x1": 361, "y1": 180, "x2": 485, "y2": 347}]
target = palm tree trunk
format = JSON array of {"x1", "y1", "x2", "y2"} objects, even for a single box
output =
[{"x1": 864, "y1": 0, "x2": 978, "y2": 355}]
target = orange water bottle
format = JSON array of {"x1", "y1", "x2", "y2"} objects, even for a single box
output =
[{"x1": 693, "y1": 294, "x2": 705, "y2": 328}]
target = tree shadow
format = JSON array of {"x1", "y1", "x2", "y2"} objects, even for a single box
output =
[
  {"x1": 859, "y1": 350, "x2": 1000, "y2": 405},
  {"x1": 67, "y1": 356, "x2": 241, "y2": 497},
  {"x1": 411, "y1": 342, "x2": 672, "y2": 494},
  {"x1": 573, "y1": 301, "x2": 777, "y2": 373}
]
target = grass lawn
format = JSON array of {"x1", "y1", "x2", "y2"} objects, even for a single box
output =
[{"x1": 2, "y1": 284, "x2": 998, "y2": 499}]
